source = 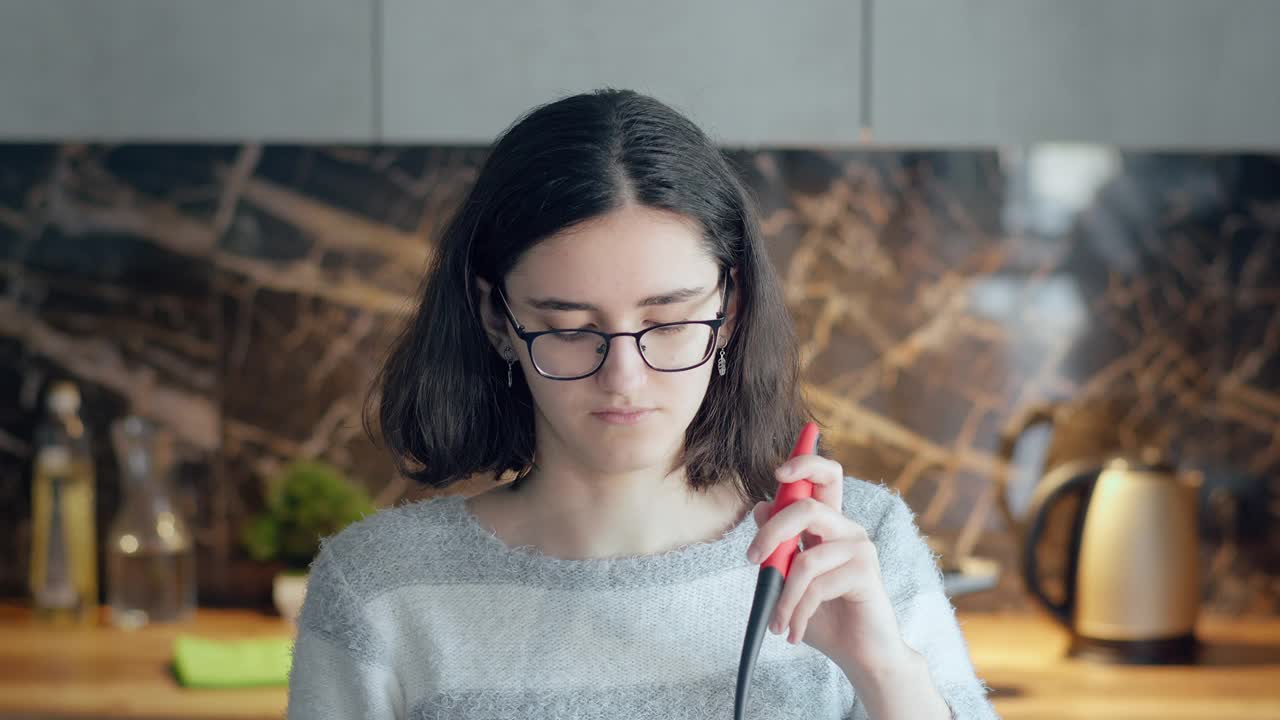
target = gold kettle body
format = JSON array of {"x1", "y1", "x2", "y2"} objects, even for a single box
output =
[
  {"x1": 1075, "y1": 458, "x2": 1201, "y2": 645},
  {"x1": 999, "y1": 403, "x2": 1203, "y2": 664}
]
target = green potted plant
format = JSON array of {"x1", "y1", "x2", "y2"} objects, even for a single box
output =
[{"x1": 240, "y1": 459, "x2": 375, "y2": 622}]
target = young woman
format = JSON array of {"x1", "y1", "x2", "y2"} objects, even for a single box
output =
[{"x1": 286, "y1": 89, "x2": 997, "y2": 720}]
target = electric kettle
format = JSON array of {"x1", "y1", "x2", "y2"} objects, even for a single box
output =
[{"x1": 997, "y1": 402, "x2": 1204, "y2": 664}]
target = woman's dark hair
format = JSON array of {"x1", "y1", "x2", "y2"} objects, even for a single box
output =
[{"x1": 364, "y1": 88, "x2": 816, "y2": 506}]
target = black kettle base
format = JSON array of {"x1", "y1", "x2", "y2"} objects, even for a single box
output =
[{"x1": 1069, "y1": 633, "x2": 1199, "y2": 665}]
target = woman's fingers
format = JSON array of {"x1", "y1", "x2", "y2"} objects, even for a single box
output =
[
  {"x1": 746, "y1": 497, "x2": 865, "y2": 564},
  {"x1": 774, "y1": 455, "x2": 844, "y2": 549},
  {"x1": 774, "y1": 455, "x2": 844, "y2": 510},
  {"x1": 769, "y1": 538, "x2": 855, "y2": 633}
]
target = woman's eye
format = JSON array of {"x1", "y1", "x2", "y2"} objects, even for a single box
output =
[
  {"x1": 545, "y1": 320, "x2": 685, "y2": 334},
  {"x1": 549, "y1": 330, "x2": 594, "y2": 342}
]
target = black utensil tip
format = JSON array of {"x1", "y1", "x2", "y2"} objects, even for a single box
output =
[{"x1": 735, "y1": 565, "x2": 785, "y2": 720}]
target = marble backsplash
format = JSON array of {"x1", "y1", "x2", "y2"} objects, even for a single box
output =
[{"x1": 1, "y1": 145, "x2": 1276, "y2": 614}]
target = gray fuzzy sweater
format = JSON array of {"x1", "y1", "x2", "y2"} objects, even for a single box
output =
[{"x1": 286, "y1": 477, "x2": 998, "y2": 719}]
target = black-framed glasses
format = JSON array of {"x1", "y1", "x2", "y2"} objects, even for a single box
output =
[{"x1": 495, "y1": 269, "x2": 730, "y2": 380}]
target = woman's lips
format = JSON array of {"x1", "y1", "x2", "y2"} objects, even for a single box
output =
[{"x1": 590, "y1": 409, "x2": 655, "y2": 425}]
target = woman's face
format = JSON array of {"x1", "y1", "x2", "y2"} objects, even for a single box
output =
[{"x1": 480, "y1": 204, "x2": 737, "y2": 475}]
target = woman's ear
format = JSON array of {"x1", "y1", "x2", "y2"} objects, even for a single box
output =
[
  {"x1": 473, "y1": 276, "x2": 512, "y2": 354},
  {"x1": 720, "y1": 265, "x2": 741, "y2": 348}
]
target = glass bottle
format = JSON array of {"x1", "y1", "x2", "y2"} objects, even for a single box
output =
[
  {"x1": 29, "y1": 381, "x2": 98, "y2": 625},
  {"x1": 106, "y1": 415, "x2": 197, "y2": 629}
]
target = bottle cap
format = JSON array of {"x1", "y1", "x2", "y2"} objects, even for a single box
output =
[{"x1": 47, "y1": 382, "x2": 81, "y2": 415}]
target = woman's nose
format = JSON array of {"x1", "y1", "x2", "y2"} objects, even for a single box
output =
[{"x1": 595, "y1": 336, "x2": 650, "y2": 387}]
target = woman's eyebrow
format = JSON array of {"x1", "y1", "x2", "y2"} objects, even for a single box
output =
[{"x1": 527, "y1": 285, "x2": 709, "y2": 312}]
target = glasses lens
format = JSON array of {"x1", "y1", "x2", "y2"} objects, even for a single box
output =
[
  {"x1": 638, "y1": 322, "x2": 716, "y2": 370},
  {"x1": 530, "y1": 331, "x2": 609, "y2": 378}
]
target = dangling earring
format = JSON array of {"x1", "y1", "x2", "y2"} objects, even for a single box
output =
[
  {"x1": 717, "y1": 346, "x2": 727, "y2": 376},
  {"x1": 503, "y1": 347, "x2": 515, "y2": 387}
]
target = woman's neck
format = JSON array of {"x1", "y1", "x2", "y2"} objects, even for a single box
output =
[{"x1": 471, "y1": 465, "x2": 750, "y2": 560}]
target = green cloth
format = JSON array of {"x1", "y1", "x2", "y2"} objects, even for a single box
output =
[{"x1": 172, "y1": 634, "x2": 294, "y2": 688}]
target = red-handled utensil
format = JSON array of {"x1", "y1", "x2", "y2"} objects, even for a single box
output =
[{"x1": 734, "y1": 420, "x2": 820, "y2": 719}]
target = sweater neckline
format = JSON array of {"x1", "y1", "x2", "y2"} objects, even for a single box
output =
[{"x1": 439, "y1": 494, "x2": 759, "y2": 588}]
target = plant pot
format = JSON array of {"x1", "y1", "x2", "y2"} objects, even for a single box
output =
[{"x1": 272, "y1": 571, "x2": 309, "y2": 623}]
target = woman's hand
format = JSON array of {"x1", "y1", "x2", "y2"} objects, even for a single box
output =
[{"x1": 744, "y1": 455, "x2": 908, "y2": 676}]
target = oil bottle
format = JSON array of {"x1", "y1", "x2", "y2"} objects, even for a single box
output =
[{"x1": 28, "y1": 380, "x2": 98, "y2": 625}]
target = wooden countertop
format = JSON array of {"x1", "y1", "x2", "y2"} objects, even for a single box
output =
[
  {"x1": 0, "y1": 602, "x2": 1277, "y2": 719},
  {"x1": 967, "y1": 612, "x2": 1280, "y2": 720},
  {"x1": 0, "y1": 603, "x2": 291, "y2": 720}
]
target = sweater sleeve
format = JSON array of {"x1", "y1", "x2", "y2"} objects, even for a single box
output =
[
  {"x1": 286, "y1": 541, "x2": 404, "y2": 719},
  {"x1": 848, "y1": 486, "x2": 1000, "y2": 720}
]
